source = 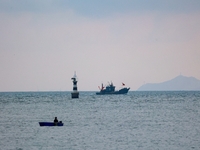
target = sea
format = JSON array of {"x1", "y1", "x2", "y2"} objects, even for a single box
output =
[{"x1": 0, "y1": 91, "x2": 200, "y2": 150}]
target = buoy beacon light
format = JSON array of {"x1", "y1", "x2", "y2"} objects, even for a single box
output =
[{"x1": 71, "y1": 72, "x2": 79, "y2": 98}]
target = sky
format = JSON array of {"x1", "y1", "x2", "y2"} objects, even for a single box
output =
[{"x1": 0, "y1": 0, "x2": 200, "y2": 91}]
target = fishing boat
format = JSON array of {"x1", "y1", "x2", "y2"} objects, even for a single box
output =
[
  {"x1": 96, "y1": 82, "x2": 130, "y2": 95},
  {"x1": 39, "y1": 121, "x2": 64, "y2": 126}
]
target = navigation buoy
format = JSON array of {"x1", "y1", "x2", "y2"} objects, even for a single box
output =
[{"x1": 71, "y1": 72, "x2": 79, "y2": 98}]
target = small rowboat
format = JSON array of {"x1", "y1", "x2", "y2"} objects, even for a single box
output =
[{"x1": 39, "y1": 121, "x2": 64, "y2": 126}]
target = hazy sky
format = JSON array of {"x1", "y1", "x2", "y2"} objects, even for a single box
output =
[{"x1": 0, "y1": 0, "x2": 200, "y2": 91}]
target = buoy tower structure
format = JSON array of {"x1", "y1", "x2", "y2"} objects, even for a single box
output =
[{"x1": 71, "y1": 72, "x2": 79, "y2": 98}]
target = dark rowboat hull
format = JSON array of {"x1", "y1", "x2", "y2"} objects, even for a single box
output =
[{"x1": 39, "y1": 122, "x2": 64, "y2": 126}]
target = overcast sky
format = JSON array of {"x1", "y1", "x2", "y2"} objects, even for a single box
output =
[{"x1": 0, "y1": 0, "x2": 200, "y2": 91}]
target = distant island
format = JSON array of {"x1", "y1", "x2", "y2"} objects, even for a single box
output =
[{"x1": 137, "y1": 75, "x2": 200, "y2": 91}]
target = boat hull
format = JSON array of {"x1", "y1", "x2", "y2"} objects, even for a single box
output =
[
  {"x1": 39, "y1": 122, "x2": 64, "y2": 126},
  {"x1": 96, "y1": 87, "x2": 130, "y2": 95}
]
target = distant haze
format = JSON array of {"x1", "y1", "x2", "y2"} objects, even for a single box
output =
[
  {"x1": 0, "y1": 1, "x2": 200, "y2": 91},
  {"x1": 138, "y1": 75, "x2": 200, "y2": 91}
]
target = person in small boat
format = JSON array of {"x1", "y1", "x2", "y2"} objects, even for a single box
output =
[{"x1": 54, "y1": 117, "x2": 58, "y2": 124}]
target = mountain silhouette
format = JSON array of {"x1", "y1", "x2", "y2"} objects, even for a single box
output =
[{"x1": 137, "y1": 75, "x2": 200, "y2": 91}]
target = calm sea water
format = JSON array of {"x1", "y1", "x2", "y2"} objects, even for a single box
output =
[{"x1": 0, "y1": 91, "x2": 200, "y2": 150}]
